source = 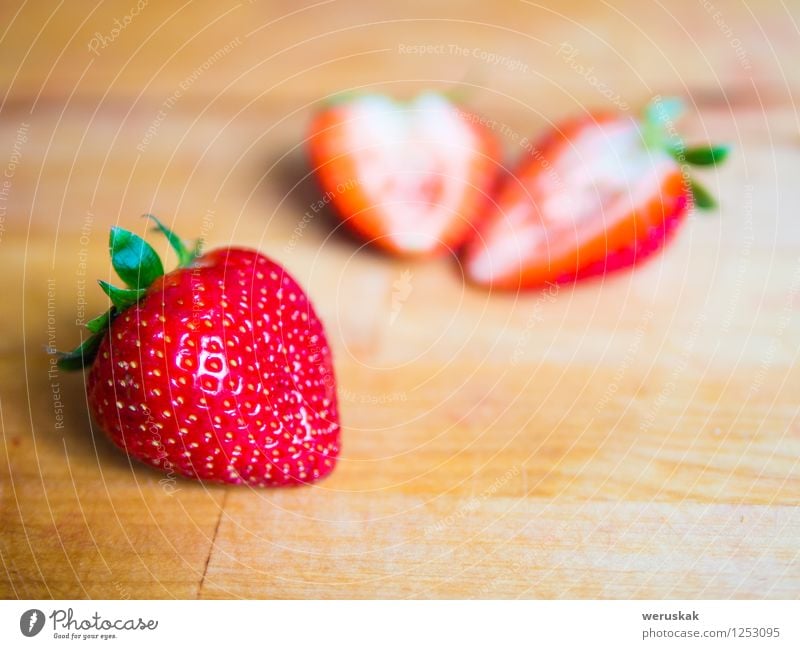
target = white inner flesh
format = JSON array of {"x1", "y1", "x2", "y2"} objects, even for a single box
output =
[
  {"x1": 346, "y1": 93, "x2": 477, "y2": 252},
  {"x1": 469, "y1": 119, "x2": 675, "y2": 282}
]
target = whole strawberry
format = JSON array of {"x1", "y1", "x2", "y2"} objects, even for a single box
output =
[{"x1": 58, "y1": 216, "x2": 340, "y2": 486}]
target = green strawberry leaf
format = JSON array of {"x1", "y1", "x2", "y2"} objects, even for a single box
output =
[
  {"x1": 645, "y1": 96, "x2": 685, "y2": 127},
  {"x1": 683, "y1": 145, "x2": 731, "y2": 166},
  {"x1": 56, "y1": 331, "x2": 105, "y2": 371},
  {"x1": 58, "y1": 215, "x2": 197, "y2": 372},
  {"x1": 639, "y1": 97, "x2": 729, "y2": 213},
  {"x1": 85, "y1": 309, "x2": 114, "y2": 334},
  {"x1": 666, "y1": 144, "x2": 686, "y2": 163},
  {"x1": 98, "y1": 281, "x2": 146, "y2": 310},
  {"x1": 144, "y1": 214, "x2": 200, "y2": 267},
  {"x1": 690, "y1": 178, "x2": 717, "y2": 210},
  {"x1": 642, "y1": 96, "x2": 686, "y2": 153},
  {"x1": 110, "y1": 226, "x2": 164, "y2": 289}
]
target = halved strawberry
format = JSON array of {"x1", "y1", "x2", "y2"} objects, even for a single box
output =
[
  {"x1": 463, "y1": 98, "x2": 729, "y2": 289},
  {"x1": 308, "y1": 92, "x2": 501, "y2": 256}
]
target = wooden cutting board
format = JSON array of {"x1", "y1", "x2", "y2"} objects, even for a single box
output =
[{"x1": 1, "y1": 0, "x2": 799, "y2": 599}]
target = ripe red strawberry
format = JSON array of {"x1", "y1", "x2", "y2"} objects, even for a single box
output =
[
  {"x1": 463, "y1": 98, "x2": 729, "y2": 289},
  {"x1": 308, "y1": 92, "x2": 501, "y2": 256},
  {"x1": 58, "y1": 217, "x2": 340, "y2": 486}
]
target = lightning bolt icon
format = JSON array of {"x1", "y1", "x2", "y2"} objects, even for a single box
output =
[{"x1": 28, "y1": 611, "x2": 37, "y2": 632}]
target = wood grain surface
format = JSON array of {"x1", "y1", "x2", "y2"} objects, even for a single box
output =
[{"x1": 1, "y1": 0, "x2": 799, "y2": 599}]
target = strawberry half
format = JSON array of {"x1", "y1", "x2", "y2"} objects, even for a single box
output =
[
  {"x1": 308, "y1": 92, "x2": 501, "y2": 255},
  {"x1": 463, "y1": 98, "x2": 730, "y2": 289},
  {"x1": 58, "y1": 217, "x2": 340, "y2": 486}
]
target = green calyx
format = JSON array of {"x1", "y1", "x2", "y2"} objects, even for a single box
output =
[
  {"x1": 144, "y1": 213, "x2": 202, "y2": 266},
  {"x1": 641, "y1": 96, "x2": 730, "y2": 210},
  {"x1": 56, "y1": 215, "x2": 201, "y2": 371}
]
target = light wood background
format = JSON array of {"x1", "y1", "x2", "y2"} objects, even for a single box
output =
[{"x1": 1, "y1": 0, "x2": 799, "y2": 599}]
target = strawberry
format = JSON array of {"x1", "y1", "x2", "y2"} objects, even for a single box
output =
[
  {"x1": 463, "y1": 97, "x2": 730, "y2": 289},
  {"x1": 58, "y1": 216, "x2": 340, "y2": 486},
  {"x1": 308, "y1": 92, "x2": 501, "y2": 256}
]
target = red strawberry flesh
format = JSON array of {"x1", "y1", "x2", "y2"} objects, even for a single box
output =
[{"x1": 464, "y1": 114, "x2": 689, "y2": 289}]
